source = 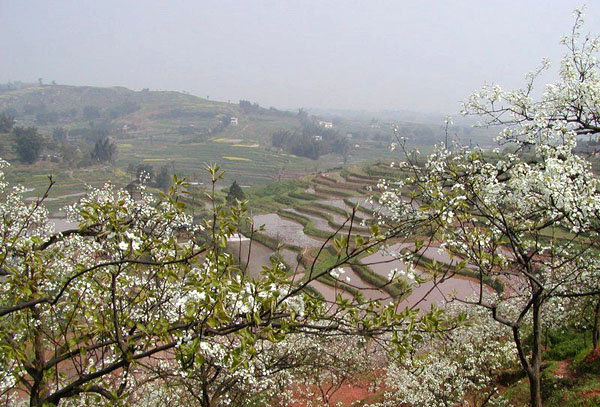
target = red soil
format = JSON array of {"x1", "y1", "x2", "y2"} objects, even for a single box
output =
[
  {"x1": 554, "y1": 360, "x2": 576, "y2": 379},
  {"x1": 289, "y1": 377, "x2": 383, "y2": 407},
  {"x1": 328, "y1": 382, "x2": 375, "y2": 406},
  {"x1": 580, "y1": 389, "x2": 600, "y2": 398}
]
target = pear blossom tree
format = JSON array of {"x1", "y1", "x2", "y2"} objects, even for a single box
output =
[
  {"x1": 118, "y1": 333, "x2": 381, "y2": 407},
  {"x1": 284, "y1": 334, "x2": 378, "y2": 407},
  {"x1": 0, "y1": 160, "x2": 438, "y2": 407},
  {"x1": 376, "y1": 10, "x2": 600, "y2": 407},
  {"x1": 372, "y1": 303, "x2": 517, "y2": 407},
  {"x1": 107, "y1": 335, "x2": 298, "y2": 407},
  {"x1": 542, "y1": 253, "x2": 600, "y2": 349}
]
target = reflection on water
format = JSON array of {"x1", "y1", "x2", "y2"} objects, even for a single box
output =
[
  {"x1": 227, "y1": 239, "x2": 274, "y2": 279},
  {"x1": 363, "y1": 242, "x2": 489, "y2": 313},
  {"x1": 253, "y1": 213, "x2": 321, "y2": 247}
]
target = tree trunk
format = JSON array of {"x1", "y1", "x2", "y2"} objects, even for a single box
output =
[
  {"x1": 528, "y1": 371, "x2": 542, "y2": 407},
  {"x1": 593, "y1": 297, "x2": 600, "y2": 350},
  {"x1": 529, "y1": 296, "x2": 543, "y2": 407}
]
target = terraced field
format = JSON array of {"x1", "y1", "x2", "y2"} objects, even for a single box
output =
[
  {"x1": 28, "y1": 157, "x2": 499, "y2": 310},
  {"x1": 225, "y1": 162, "x2": 500, "y2": 309}
]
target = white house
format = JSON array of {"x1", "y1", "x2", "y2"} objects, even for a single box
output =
[
  {"x1": 318, "y1": 121, "x2": 333, "y2": 128},
  {"x1": 230, "y1": 117, "x2": 239, "y2": 126}
]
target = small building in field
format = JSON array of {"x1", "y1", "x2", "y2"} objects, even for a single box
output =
[
  {"x1": 318, "y1": 121, "x2": 333, "y2": 128},
  {"x1": 230, "y1": 117, "x2": 239, "y2": 126}
]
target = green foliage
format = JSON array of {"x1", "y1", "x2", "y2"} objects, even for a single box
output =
[
  {"x1": 0, "y1": 161, "x2": 444, "y2": 406},
  {"x1": 107, "y1": 100, "x2": 140, "y2": 119},
  {"x1": 0, "y1": 83, "x2": 406, "y2": 188},
  {"x1": 91, "y1": 137, "x2": 117, "y2": 163},
  {"x1": 82, "y1": 104, "x2": 101, "y2": 120},
  {"x1": 0, "y1": 113, "x2": 14, "y2": 133},
  {"x1": 273, "y1": 195, "x2": 294, "y2": 205},
  {"x1": 248, "y1": 180, "x2": 301, "y2": 199},
  {"x1": 52, "y1": 126, "x2": 67, "y2": 142},
  {"x1": 573, "y1": 347, "x2": 600, "y2": 376},
  {"x1": 12, "y1": 126, "x2": 43, "y2": 164},
  {"x1": 545, "y1": 329, "x2": 587, "y2": 361},
  {"x1": 68, "y1": 123, "x2": 112, "y2": 144},
  {"x1": 35, "y1": 111, "x2": 60, "y2": 125},
  {"x1": 314, "y1": 184, "x2": 354, "y2": 197},
  {"x1": 226, "y1": 180, "x2": 246, "y2": 205},
  {"x1": 271, "y1": 121, "x2": 349, "y2": 160},
  {"x1": 155, "y1": 164, "x2": 172, "y2": 192}
]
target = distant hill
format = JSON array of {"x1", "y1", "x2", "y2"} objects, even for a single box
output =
[
  {"x1": 0, "y1": 84, "x2": 297, "y2": 141},
  {"x1": 0, "y1": 84, "x2": 399, "y2": 206},
  {"x1": 0, "y1": 83, "x2": 494, "y2": 210}
]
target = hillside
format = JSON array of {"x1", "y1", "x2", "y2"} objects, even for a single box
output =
[{"x1": 0, "y1": 84, "x2": 415, "y2": 207}]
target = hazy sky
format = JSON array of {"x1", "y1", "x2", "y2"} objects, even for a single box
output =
[{"x1": 2, "y1": 1, "x2": 599, "y2": 114}]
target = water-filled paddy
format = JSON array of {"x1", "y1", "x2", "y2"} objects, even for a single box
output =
[
  {"x1": 363, "y1": 243, "x2": 487, "y2": 312},
  {"x1": 253, "y1": 213, "x2": 322, "y2": 247},
  {"x1": 286, "y1": 208, "x2": 337, "y2": 234},
  {"x1": 227, "y1": 238, "x2": 274, "y2": 279}
]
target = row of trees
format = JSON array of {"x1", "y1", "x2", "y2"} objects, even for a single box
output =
[
  {"x1": 271, "y1": 122, "x2": 349, "y2": 160},
  {"x1": 0, "y1": 116, "x2": 44, "y2": 164},
  {"x1": 127, "y1": 163, "x2": 173, "y2": 192},
  {"x1": 9, "y1": 101, "x2": 141, "y2": 124},
  {"x1": 0, "y1": 115, "x2": 117, "y2": 165}
]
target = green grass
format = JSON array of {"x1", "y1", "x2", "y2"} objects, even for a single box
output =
[
  {"x1": 288, "y1": 191, "x2": 320, "y2": 201},
  {"x1": 239, "y1": 222, "x2": 302, "y2": 252},
  {"x1": 313, "y1": 184, "x2": 356, "y2": 197},
  {"x1": 312, "y1": 201, "x2": 355, "y2": 217},
  {"x1": 502, "y1": 329, "x2": 600, "y2": 407},
  {"x1": 0, "y1": 84, "x2": 417, "y2": 203},
  {"x1": 544, "y1": 329, "x2": 589, "y2": 361}
]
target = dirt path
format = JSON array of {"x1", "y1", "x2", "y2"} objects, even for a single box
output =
[{"x1": 554, "y1": 360, "x2": 576, "y2": 379}]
